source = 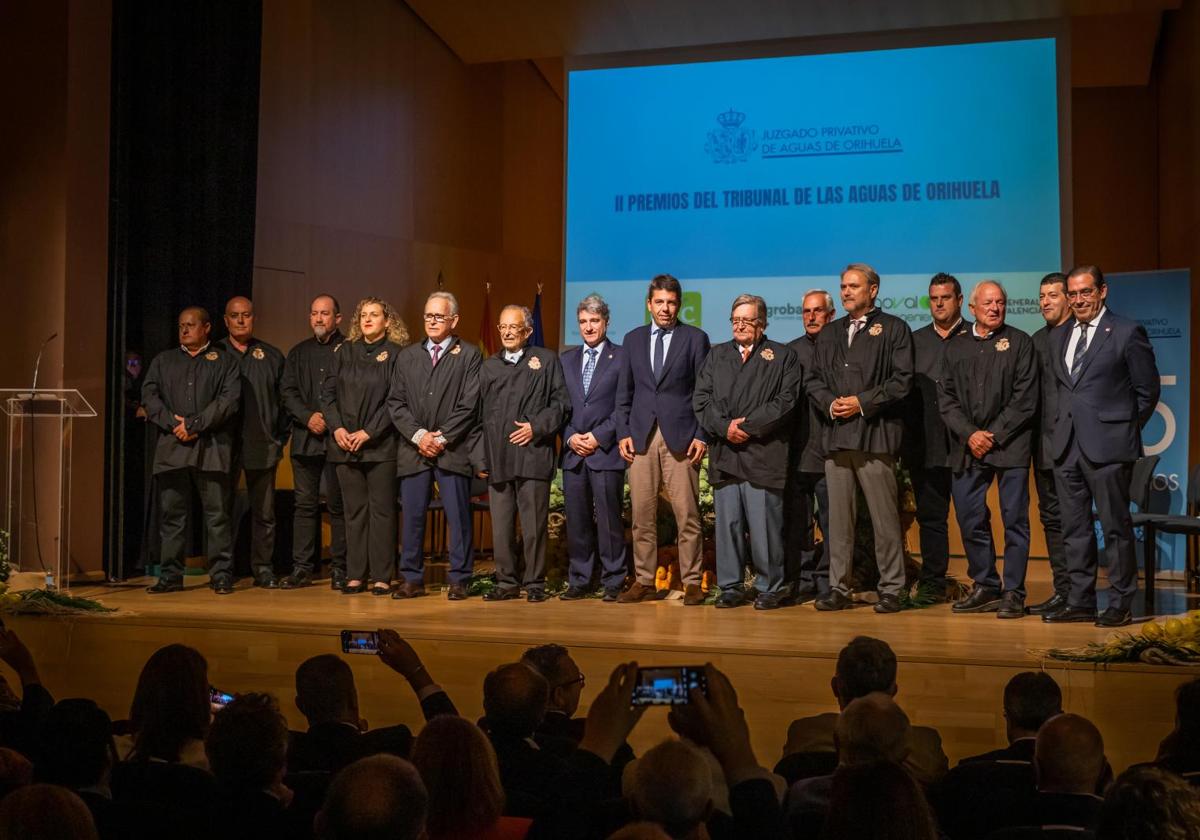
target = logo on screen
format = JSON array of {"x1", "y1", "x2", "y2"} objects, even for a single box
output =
[
  {"x1": 705, "y1": 109, "x2": 758, "y2": 164},
  {"x1": 645, "y1": 292, "x2": 702, "y2": 327}
]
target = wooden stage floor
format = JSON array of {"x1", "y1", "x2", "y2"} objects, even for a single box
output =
[{"x1": 8, "y1": 562, "x2": 1199, "y2": 776}]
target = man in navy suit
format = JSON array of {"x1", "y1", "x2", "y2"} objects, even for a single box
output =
[
  {"x1": 616, "y1": 275, "x2": 711, "y2": 605},
  {"x1": 1043, "y1": 265, "x2": 1160, "y2": 627},
  {"x1": 558, "y1": 295, "x2": 630, "y2": 602}
]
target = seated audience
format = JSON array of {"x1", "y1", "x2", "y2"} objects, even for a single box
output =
[
  {"x1": 0, "y1": 628, "x2": 54, "y2": 759},
  {"x1": 626, "y1": 740, "x2": 713, "y2": 839},
  {"x1": 961, "y1": 672, "x2": 1062, "y2": 764},
  {"x1": 0, "y1": 748, "x2": 32, "y2": 801},
  {"x1": 781, "y1": 636, "x2": 948, "y2": 785},
  {"x1": 607, "y1": 824, "x2": 674, "y2": 840},
  {"x1": 411, "y1": 714, "x2": 532, "y2": 839},
  {"x1": 0, "y1": 783, "x2": 99, "y2": 840},
  {"x1": 1155, "y1": 675, "x2": 1200, "y2": 779},
  {"x1": 314, "y1": 754, "x2": 428, "y2": 840},
  {"x1": 818, "y1": 761, "x2": 938, "y2": 840},
  {"x1": 1096, "y1": 765, "x2": 1200, "y2": 840},
  {"x1": 35, "y1": 699, "x2": 126, "y2": 840},
  {"x1": 206, "y1": 692, "x2": 293, "y2": 840}
]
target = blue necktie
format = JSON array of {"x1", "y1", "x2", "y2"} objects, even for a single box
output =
[
  {"x1": 1071, "y1": 322, "x2": 1090, "y2": 379},
  {"x1": 652, "y1": 329, "x2": 668, "y2": 380},
  {"x1": 582, "y1": 347, "x2": 597, "y2": 395}
]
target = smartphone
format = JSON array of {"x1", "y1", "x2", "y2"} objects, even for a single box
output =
[
  {"x1": 631, "y1": 665, "x2": 708, "y2": 706},
  {"x1": 341, "y1": 630, "x2": 381, "y2": 655},
  {"x1": 209, "y1": 686, "x2": 235, "y2": 710}
]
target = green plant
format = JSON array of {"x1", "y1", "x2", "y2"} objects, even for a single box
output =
[{"x1": 0, "y1": 530, "x2": 9, "y2": 583}]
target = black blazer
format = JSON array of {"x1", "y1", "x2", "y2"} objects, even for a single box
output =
[
  {"x1": 901, "y1": 319, "x2": 969, "y2": 470},
  {"x1": 477, "y1": 346, "x2": 570, "y2": 483},
  {"x1": 787, "y1": 333, "x2": 829, "y2": 475},
  {"x1": 388, "y1": 337, "x2": 482, "y2": 478},
  {"x1": 286, "y1": 722, "x2": 414, "y2": 774},
  {"x1": 320, "y1": 337, "x2": 405, "y2": 464},
  {"x1": 618, "y1": 322, "x2": 711, "y2": 454},
  {"x1": 1031, "y1": 325, "x2": 1059, "y2": 471},
  {"x1": 559, "y1": 342, "x2": 628, "y2": 472}
]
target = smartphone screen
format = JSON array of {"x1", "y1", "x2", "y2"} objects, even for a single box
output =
[
  {"x1": 631, "y1": 666, "x2": 708, "y2": 706},
  {"x1": 341, "y1": 630, "x2": 381, "y2": 655},
  {"x1": 209, "y1": 687, "x2": 235, "y2": 710}
]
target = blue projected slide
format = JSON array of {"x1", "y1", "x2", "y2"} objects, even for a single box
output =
[{"x1": 563, "y1": 38, "x2": 1062, "y2": 343}]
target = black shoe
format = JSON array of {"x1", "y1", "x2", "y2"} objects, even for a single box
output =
[
  {"x1": 446, "y1": 583, "x2": 468, "y2": 601},
  {"x1": 560, "y1": 586, "x2": 591, "y2": 601},
  {"x1": 1096, "y1": 606, "x2": 1133, "y2": 627},
  {"x1": 602, "y1": 587, "x2": 621, "y2": 602},
  {"x1": 483, "y1": 587, "x2": 520, "y2": 602},
  {"x1": 997, "y1": 591, "x2": 1026, "y2": 619},
  {"x1": 371, "y1": 583, "x2": 392, "y2": 596},
  {"x1": 279, "y1": 570, "x2": 313, "y2": 590},
  {"x1": 526, "y1": 589, "x2": 549, "y2": 603},
  {"x1": 1027, "y1": 592, "x2": 1067, "y2": 616},
  {"x1": 1042, "y1": 605, "x2": 1096, "y2": 623},
  {"x1": 952, "y1": 586, "x2": 1003, "y2": 613},
  {"x1": 211, "y1": 578, "x2": 235, "y2": 595},
  {"x1": 715, "y1": 589, "x2": 747, "y2": 609},
  {"x1": 754, "y1": 592, "x2": 784, "y2": 611},
  {"x1": 874, "y1": 593, "x2": 902, "y2": 614},
  {"x1": 329, "y1": 571, "x2": 348, "y2": 591},
  {"x1": 253, "y1": 574, "x2": 279, "y2": 590},
  {"x1": 146, "y1": 579, "x2": 183, "y2": 594},
  {"x1": 815, "y1": 590, "x2": 853, "y2": 611},
  {"x1": 341, "y1": 581, "x2": 366, "y2": 595},
  {"x1": 914, "y1": 580, "x2": 951, "y2": 604}
]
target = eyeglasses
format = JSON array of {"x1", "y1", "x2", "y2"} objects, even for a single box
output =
[
  {"x1": 555, "y1": 673, "x2": 585, "y2": 690},
  {"x1": 497, "y1": 324, "x2": 528, "y2": 334},
  {"x1": 1065, "y1": 288, "x2": 1099, "y2": 301},
  {"x1": 422, "y1": 314, "x2": 454, "y2": 323},
  {"x1": 730, "y1": 318, "x2": 762, "y2": 327}
]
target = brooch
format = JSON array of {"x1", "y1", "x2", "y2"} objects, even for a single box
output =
[
  {"x1": 205, "y1": 351, "x2": 219, "y2": 361},
  {"x1": 450, "y1": 344, "x2": 462, "y2": 355},
  {"x1": 760, "y1": 348, "x2": 775, "y2": 361},
  {"x1": 376, "y1": 350, "x2": 389, "y2": 362},
  {"x1": 868, "y1": 323, "x2": 883, "y2": 337},
  {"x1": 251, "y1": 347, "x2": 265, "y2": 360},
  {"x1": 995, "y1": 338, "x2": 1010, "y2": 352},
  {"x1": 527, "y1": 356, "x2": 542, "y2": 370}
]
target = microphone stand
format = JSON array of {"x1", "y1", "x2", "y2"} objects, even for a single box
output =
[{"x1": 27, "y1": 333, "x2": 58, "y2": 589}]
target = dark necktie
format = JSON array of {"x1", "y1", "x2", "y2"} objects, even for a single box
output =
[
  {"x1": 582, "y1": 347, "x2": 597, "y2": 394},
  {"x1": 652, "y1": 329, "x2": 668, "y2": 380},
  {"x1": 430, "y1": 344, "x2": 441, "y2": 367},
  {"x1": 1071, "y1": 322, "x2": 1090, "y2": 379}
]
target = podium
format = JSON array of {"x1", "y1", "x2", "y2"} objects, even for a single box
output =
[{"x1": 1, "y1": 389, "x2": 97, "y2": 590}]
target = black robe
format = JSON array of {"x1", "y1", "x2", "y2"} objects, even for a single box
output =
[
  {"x1": 787, "y1": 333, "x2": 828, "y2": 475},
  {"x1": 217, "y1": 337, "x2": 289, "y2": 470},
  {"x1": 693, "y1": 337, "x2": 799, "y2": 491},
  {"x1": 141, "y1": 343, "x2": 241, "y2": 474},
  {"x1": 280, "y1": 329, "x2": 345, "y2": 458},
  {"x1": 1030, "y1": 324, "x2": 1059, "y2": 471},
  {"x1": 477, "y1": 346, "x2": 569, "y2": 483},
  {"x1": 388, "y1": 337, "x2": 482, "y2": 479},
  {"x1": 901, "y1": 319, "x2": 970, "y2": 470},
  {"x1": 320, "y1": 337, "x2": 405, "y2": 464},
  {"x1": 804, "y1": 309, "x2": 914, "y2": 456},
  {"x1": 938, "y1": 323, "x2": 1038, "y2": 471}
]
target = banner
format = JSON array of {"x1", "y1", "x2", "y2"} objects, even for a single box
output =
[{"x1": 1109, "y1": 269, "x2": 1191, "y2": 572}]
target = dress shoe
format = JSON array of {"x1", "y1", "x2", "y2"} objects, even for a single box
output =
[
  {"x1": 996, "y1": 591, "x2": 1026, "y2": 620},
  {"x1": 602, "y1": 587, "x2": 622, "y2": 602},
  {"x1": 370, "y1": 584, "x2": 392, "y2": 596},
  {"x1": 754, "y1": 591, "x2": 784, "y2": 611},
  {"x1": 446, "y1": 583, "x2": 469, "y2": 601},
  {"x1": 952, "y1": 586, "x2": 1002, "y2": 613},
  {"x1": 526, "y1": 589, "x2": 549, "y2": 603},
  {"x1": 1095, "y1": 606, "x2": 1133, "y2": 627},
  {"x1": 617, "y1": 581, "x2": 661, "y2": 603},
  {"x1": 683, "y1": 584, "x2": 706, "y2": 606},
  {"x1": 815, "y1": 590, "x2": 853, "y2": 611},
  {"x1": 793, "y1": 587, "x2": 819, "y2": 605},
  {"x1": 874, "y1": 593, "x2": 902, "y2": 614},
  {"x1": 1026, "y1": 592, "x2": 1067, "y2": 616},
  {"x1": 329, "y1": 571, "x2": 347, "y2": 591},
  {"x1": 211, "y1": 578, "x2": 235, "y2": 596},
  {"x1": 914, "y1": 580, "x2": 951, "y2": 604},
  {"x1": 341, "y1": 581, "x2": 366, "y2": 595},
  {"x1": 715, "y1": 589, "x2": 747, "y2": 609},
  {"x1": 482, "y1": 586, "x2": 520, "y2": 602},
  {"x1": 560, "y1": 586, "x2": 591, "y2": 600},
  {"x1": 1042, "y1": 605, "x2": 1096, "y2": 623},
  {"x1": 253, "y1": 574, "x2": 280, "y2": 590},
  {"x1": 279, "y1": 570, "x2": 313, "y2": 589},
  {"x1": 391, "y1": 581, "x2": 427, "y2": 600},
  {"x1": 146, "y1": 579, "x2": 183, "y2": 594}
]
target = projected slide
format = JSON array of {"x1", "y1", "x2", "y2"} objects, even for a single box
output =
[{"x1": 564, "y1": 38, "x2": 1062, "y2": 343}]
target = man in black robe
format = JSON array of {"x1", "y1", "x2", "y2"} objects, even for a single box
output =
[
  {"x1": 476, "y1": 305, "x2": 570, "y2": 602},
  {"x1": 141, "y1": 306, "x2": 241, "y2": 594},
  {"x1": 940, "y1": 280, "x2": 1038, "y2": 619}
]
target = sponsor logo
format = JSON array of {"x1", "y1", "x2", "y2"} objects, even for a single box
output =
[{"x1": 704, "y1": 109, "x2": 758, "y2": 164}]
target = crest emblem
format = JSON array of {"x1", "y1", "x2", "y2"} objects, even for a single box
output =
[
  {"x1": 759, "y1": 348, "x2": 775, "y2": 362},
  {"x1": 376, "y1": 350, "x2": 389, "y2": 362},
  {"x1": 251, "y1": 346, "x2": 265, "y2": 360},
  {"x1": 995, "y1": 338, "x2": 1010, "y2": 352},
  {"x1": 527, "y1": 356, "x2": 542, "y2": 370},
  {"x1": 704, "y1": 108, "x2": 758, "y2": 164},
  {"x1": 205, "y1": 351, "x2": 219, "y2": 361},
  {"x1": 868, "y1": 323, "x2": 883, "y2": 337},
  {"x1": 450, "y1": 343, "x2": 462, "y2": 355}
]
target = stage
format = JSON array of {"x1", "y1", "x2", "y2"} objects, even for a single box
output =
[{"x1": 7, "y1": 561, "x2": 1198, "y2": 776}]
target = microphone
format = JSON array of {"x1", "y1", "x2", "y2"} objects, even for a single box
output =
[{"x1": 31, "y1": 332, "x2": 59, "y2": 395}]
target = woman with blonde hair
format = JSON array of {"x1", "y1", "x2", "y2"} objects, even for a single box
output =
[
  {"x1": 411, "y1": 715, "x2": 531, "y2": 840},
  {"x1": 321, "y1": 297, "x2": 409, "y2": 594}
]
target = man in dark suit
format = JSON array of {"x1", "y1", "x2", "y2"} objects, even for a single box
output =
[
  {"x1": 1043, "y1": 265, "x2": 1160, "y2": 627},
  {"x1": 559, "y1": 295, "x2": 629, "y2": 602},
  {"x1": 959, "y1": 672, "x2": 1062, "y2": 765},
  {"x1": 694, "y1": 294, "x2": 800, "y2": 610},
  {"x1": 387, "y1": 291, "x2": 482, "y2": 601},
  {"x1": 804, "y1": 264, "x2": 914, "y2": 614},
  {"x1": 785, "y1": 291, "x2": 837, "y2": 603},
  {"x1": 616, "y1": 275, "x2": 711, "y2": 606}
]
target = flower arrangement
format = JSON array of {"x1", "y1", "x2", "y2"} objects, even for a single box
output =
[{"x1": 1037, "y1": 613, "x2": 1200, "y2": 665}]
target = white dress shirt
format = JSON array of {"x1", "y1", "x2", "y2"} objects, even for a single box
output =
[
  {"x1": 1065, "y1": 306, "x2": 1106, "y2": 375},
  {"x1": 650, "y1": 325, "x2": 674, "y2": 367}
]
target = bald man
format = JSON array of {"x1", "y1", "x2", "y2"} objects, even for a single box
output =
[
  {"x1": 218, "y1": 296, "x2": 289, "y2": 588},
  {"x1": 939, "y1": 281, "x2": 1037, "y2": 619},
  {"x1": 141, "y1": 306, "x2": 241, "y2": 594}
]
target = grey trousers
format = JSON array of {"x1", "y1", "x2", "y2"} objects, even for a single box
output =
[
  {"x1": 714, "y1": 481, "x2": 786, "y2": 594},
  {"x1": 489, "y1": 477, "x2": 550, "y2": 591},
  {"x1": 824, "y1": 450, "x2": 905, "y2": 597}
]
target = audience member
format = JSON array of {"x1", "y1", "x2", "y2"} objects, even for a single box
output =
[
  {"x1": 0, "y1": 628, "x2": 54, "y2": 759},
  {"x1": 1155, "y1": 676, "x2": 1200, "y2": 779},
  {"x1": 626, "y1": 740, "x2": 713, "y2": 839},
  {"x1": 1096, "y1": 765, "x2": 1200, "y2": 840},
  {"x1": 314, "y1": 754, "x2": 428, "y2": 840},
  {"x1": 818, "y1": 761, "x2": 938, "y2": 840},
  {"x1": 206, "y1": 693, "x2": 292, "y2": 839},
  {"x1": 607, "y1": 823, "x2": 674, "y2": 840},
  {"x1": 781, "y1": 636, "x2": 948, "y2": 784},
  {"x1": 0, "y1": 783, "x2": 99, "y2": 840},
  {"x1": 412, "y1": 714, "x2": 531, "y2": 839},
  {"x1": 962, "y1": 672, "x2": 1063, "y2": 764},
  {"x1": 121, "y1": 643, "x2": 210, "y2": 766},
  {"x1": 35, "y1": 700, "x2": 125, "y2": 839},
  {"x1": 0, "y1": 748, "x2": 32, "y2": 800}
]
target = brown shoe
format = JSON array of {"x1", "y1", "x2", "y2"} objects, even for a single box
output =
[
  {"x1": 391, "y1": 581, "x2": 427, "y2": 600},
  {"x1": 446, "y1": 583, "x2": 468, "y2": 601},
  {"x1": 683, "y1": 584, "x2": 705, "y2": 606},
  {"x1": 617, "y1": 581, "x2": 661, "y2": 603}
]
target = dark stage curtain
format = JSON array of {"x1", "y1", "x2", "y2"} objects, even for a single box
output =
[{"x1": 104, "y1": 0, "x2": 263, "y2": 579}]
